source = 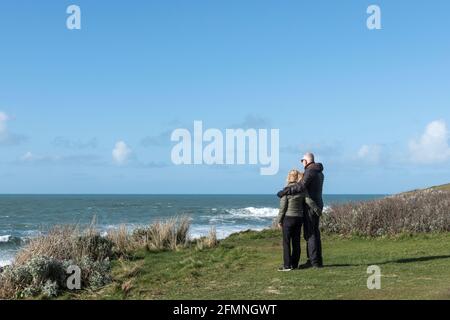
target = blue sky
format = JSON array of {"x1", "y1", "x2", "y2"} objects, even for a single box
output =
[{"x1": 1, "y1": 0, "x2": 450, "y2": 194}]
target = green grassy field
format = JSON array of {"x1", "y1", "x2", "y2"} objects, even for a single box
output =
[
  {"x1": 66, "y1": 229, "x2": 450, "y2": 300},
  {"x1": 433, "y1": 183, "x2": 450, "y2": 192}
]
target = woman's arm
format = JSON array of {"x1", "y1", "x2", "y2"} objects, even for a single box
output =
[{"x1": 277, "y1": 196, "x2": 288, "y2": 224}]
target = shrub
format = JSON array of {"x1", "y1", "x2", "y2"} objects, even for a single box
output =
[
  {"x1": 321, "y1": 190, "x2": 450, "y2": 237},
  {"x1": 76, "y1": 234, "x2": 113, "y2": 261},
  {"x1": 78, "y1": 257, "x2": 112, "y2": 289},
  {"x1": 0, "y1": 256, "x2": 66, "y2": 299},
  {"x1": 0, "y1": 216, "x2": 192, "y2": 299}
]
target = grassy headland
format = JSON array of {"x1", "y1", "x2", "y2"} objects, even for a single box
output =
[
  {"x1": 68, "y1": 230, "x2": 450, "y2": 300},
  {"x1": 1, "y1": 185, "x2": 450, "y2": 300}
]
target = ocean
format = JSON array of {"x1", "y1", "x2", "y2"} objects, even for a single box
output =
[{"x1": 0, "y1": 194, "x2": 384, "y2": 267}]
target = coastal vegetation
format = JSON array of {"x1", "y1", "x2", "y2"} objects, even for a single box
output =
[{"x1": 1, "y1": 186, "x2": 450, "y2": 300}]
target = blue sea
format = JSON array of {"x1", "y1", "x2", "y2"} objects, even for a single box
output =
[{"x1": 0, "y1": 194, "x2": 384, "y2": 267}]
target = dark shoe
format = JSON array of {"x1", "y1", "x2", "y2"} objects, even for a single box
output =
[
  {"x1": 299, "y1": 261, "x2": 313, "y2": 269},
  {"x1": 278, "y1": 266, "x2": 293, "y2": 272}
]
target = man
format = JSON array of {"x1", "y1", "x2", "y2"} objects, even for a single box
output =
[{"x1": 277, "y1": 152, "x2": 324, "y2": 268}]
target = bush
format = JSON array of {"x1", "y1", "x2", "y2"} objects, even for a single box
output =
[
  {"x1": 76, "y1": 234, "x2": 113, "y2": 261},
  {"x1": 321, "y1": 189, "x2": 450, "y2": 237},
  {"x1": 1, "y1": 216, "x2": 193, "y2": 299},
  {"x1": 0, "y1": 256, "x2": 65, "y2": 299}
]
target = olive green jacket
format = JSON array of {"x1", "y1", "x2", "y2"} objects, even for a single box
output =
[{"x1": 277, "y1": 183, "x2": 322, "y2": 224}]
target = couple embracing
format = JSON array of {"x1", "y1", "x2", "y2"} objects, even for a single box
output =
[{"x1": 276, "y1": 152, "x2": 324, "y2": 271}]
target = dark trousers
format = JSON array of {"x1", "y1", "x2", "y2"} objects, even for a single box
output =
[
  {"x1": 282, "y1": 217, "x2": 303, "y2": 269},
  {"x1": 304, "y1": 212, "x2": 323, "y2": 266}
]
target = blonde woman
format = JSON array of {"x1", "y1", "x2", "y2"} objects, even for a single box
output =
[
  {"x1": 277, "y1": 170, "x2": 322, "y2": 271},
  {"x1": 276, "y1": 169, "x2": 306, "y2": 271}
]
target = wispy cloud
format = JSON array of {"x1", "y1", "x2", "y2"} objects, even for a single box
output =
[
  {"x1": 18, "y1": 151, "x2": 104, "y2": 166},
  {"x1": 357, "y1": 144, "x2": 383, "y2": 165},
  {"x1": 141, "y1": 130, "x2": 172, "y2": 147},
  {"x1": 231, "y1": 114, "x2": 271, "y2": 129},
  {"x1": 52, "y1": 137, "x2": 98, "y2": 149},
  {"x1": 281, "y1": 142, "x2": 342, "y2": 157},
  {"x1": 0, "y1": 111, "x2": 27, "y2": 146}
]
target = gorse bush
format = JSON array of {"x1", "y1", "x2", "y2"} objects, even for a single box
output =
[
  {"x1": 321, "y1": 189, "x2": 450, "y2": 237},
  {"x1": 0, "y1": 216, "x2": 199, "y2": 299}
]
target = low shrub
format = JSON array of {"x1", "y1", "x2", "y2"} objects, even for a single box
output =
[
  {"x1": 321, "y1": 189, "x2": 450, "y2": 237},
  {"x1": 0, "y1": 216, "x2": 194, "y2": 299}
]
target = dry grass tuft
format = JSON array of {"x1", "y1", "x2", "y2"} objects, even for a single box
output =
[
  {"x1": 14, "y1": 225, "x2": 79, "y2": 265},
  {"x1": 106, "y1": 225, "x2": 137, "y2": 257},
  {"x1": 145, "y1": 216, "x2": 191, "y2": 251},
  {"x1": 196, "y1": 227, "x2": 218, "y2": 250}
]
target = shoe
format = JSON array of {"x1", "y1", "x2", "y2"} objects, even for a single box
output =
[
  {"x1": 299, "y1": 261, "x2": 313, "y2": 269},
  {"x1": 278, "y1": 266, "x2": 293, "y2": 272}
]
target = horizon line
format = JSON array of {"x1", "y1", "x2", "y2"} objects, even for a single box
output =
[{"x1": 0, "y1": 193, "x2": 390, "y2": 196}]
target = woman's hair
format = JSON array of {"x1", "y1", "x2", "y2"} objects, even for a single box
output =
[
  {"x1": 297, "y1": 171, "x2": 304, "y2": 182},
  {"x1": 286, "y1": 169, "x2": 300, "y2": 185}
]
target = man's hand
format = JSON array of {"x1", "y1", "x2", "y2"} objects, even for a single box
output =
[
  {"x1": 277, "y1": 187, "x2": 290, "y2": 198},
  {"x1": 278, "y1": 223, "x2": 282, "y2": 229}
]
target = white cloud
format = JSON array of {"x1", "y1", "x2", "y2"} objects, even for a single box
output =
[
  {"x1": 112, "y1": 141, "x2": 132, "y2": 165},
  {"x1": 0, "y1": 111, "x2": 27, "y2": 145},
  {"x1": 357, "y1": 144, "x2": 382, "y2": 164},
  {"x1": 409, "y1": 120, "x2": 450, "y2": 164},
  {"x1": 0, "y1": 112, "x2": 10, "y2": 137}
]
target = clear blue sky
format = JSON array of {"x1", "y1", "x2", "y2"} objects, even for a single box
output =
[{"x1": 1, "y1": 0, "x2": 449, "y2": 194}]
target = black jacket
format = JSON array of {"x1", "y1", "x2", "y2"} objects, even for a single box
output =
[{"x1": 287, "y1": 163, "x2": 324, "y2": 209}]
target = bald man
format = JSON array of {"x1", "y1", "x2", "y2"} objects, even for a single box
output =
[{"x1": 277, "y1": 152, "x2": 324, "y2": 268}]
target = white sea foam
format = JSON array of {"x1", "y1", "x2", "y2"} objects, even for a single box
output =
[
  {"x1": 0, "y1": 235, "x2": 11, "y2": 243},
  {"x1": 0, "y1": 259, "x2": 12, "y2": 267},
  {"x1": 227, "y1": 207, "x2": 278, "y2": 219}
]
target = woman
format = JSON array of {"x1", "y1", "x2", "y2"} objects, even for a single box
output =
[{"x1": 276, "y1": 169, "x2": 306, "y2": 271}]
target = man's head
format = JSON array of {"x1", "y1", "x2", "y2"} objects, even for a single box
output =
[{"x1": 301, "y1": 152, "x2": 315, "y2": 168}]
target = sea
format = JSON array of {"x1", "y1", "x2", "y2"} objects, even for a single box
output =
[{"x1": 0, "y1": 194, "x2": 384, "y2": 267}]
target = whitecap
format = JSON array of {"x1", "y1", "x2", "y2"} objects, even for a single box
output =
[
  {"x1": 0, "y1": 235, "x2": 11, "y2": 243},
  {"x1": 227, "y1": 207, "x2": 278, "y2": 219},
  {"x1": 0, "y1": 259, "x2": 12, "y2": 268}
]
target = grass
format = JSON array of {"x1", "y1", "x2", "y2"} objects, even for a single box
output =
[
  {"x1": 432, "y1": 183, "x2": 450, "y2": 192},
  {"x1": 64, "y1": 229, "x2": 450, "y2": 300}
]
